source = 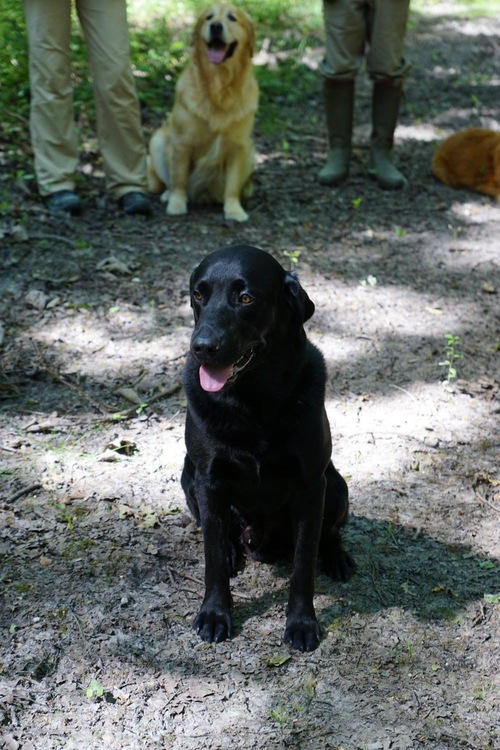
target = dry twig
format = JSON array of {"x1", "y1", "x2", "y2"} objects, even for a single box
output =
[{"x1": 5, "y1": 483, "x2": 43, "y2": 504}]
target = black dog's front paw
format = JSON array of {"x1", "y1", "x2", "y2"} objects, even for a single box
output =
[
  {"x1": 284, "y1": 613, "x2": 321, "y2": 652},
  {"x1": 194, "y1": 608, "x2": 233, "y2": 644}
]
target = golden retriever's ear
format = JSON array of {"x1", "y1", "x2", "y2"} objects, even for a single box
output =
[
  {"x1": 242, "y1": 10, "x2": 255, "y2": 57},
  {"x1": 192, "y1": 10, "x2": 208, "y2": 66},
  {"x1": 193, "y1": 10, "x2": 205, "y2": 46}
]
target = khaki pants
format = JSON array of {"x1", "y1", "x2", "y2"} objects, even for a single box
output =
[
  {"x1": 23, "y1": 0, "x2": 147, "y2": 197},
  {"x1": 320, "y1": 0, "x2": 410, "y2": 81}
]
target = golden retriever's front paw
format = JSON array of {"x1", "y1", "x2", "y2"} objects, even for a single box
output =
[
  {"x1": 167, "y1": 193, "x2": 188, "y2": 216},
  {"x1": 224, "y1": 200, "x2": 248, "y2": 222}
]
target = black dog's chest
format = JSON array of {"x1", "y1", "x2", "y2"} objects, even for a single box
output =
[{"x1": 208, "y1": 449, "x2": 296, "y2": 513}]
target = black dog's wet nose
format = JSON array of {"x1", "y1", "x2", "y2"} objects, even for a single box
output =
[
  {"x1": 210, "y1": 21, "x2": 223, "y2": 37},
  {"x1": 192, "y1": 334, "x2": 221, "y2": 360}
]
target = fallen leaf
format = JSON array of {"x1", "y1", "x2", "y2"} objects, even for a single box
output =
[
  {"x1": 25, "y1": 289, "x2": 49, "y2": 310},
  {"x1": 482, "y1": 282, "x2": 496, "y2": 294},
  {"x1": 11, "y1": 224, "x2": 29, "y2": 242},
  {"x1": 96, "y1": 256, "x2": 133, "y2": 274},
  {"x1": 115, "y1": 387, "x2": 143, "y2": 405},
  {"x1": 98, "y1": 448, "x2": 126, "y2": 462},
  {"x1": 104, "y1": 440, "x2": 138, "y2": 456},
  {"x1": 264, "y1": 652, "x2": 292, "y2": 667},
  {"x1": 425, "y1": 306, "x2": 444, "y2": 315}
]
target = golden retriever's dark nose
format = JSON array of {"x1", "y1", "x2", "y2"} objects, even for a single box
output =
[{"x1": 210, "y1": 21, "x2": 224, "y2": 38}]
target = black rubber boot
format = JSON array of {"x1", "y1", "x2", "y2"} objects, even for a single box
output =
[
  {"x1": 368, "y1": 81, "x2": 408, "y2": 190},
  {"x1": 318, "y1": 79, "x2": 355, "y2": 186}
]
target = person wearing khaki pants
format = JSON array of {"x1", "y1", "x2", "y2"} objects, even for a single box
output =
[
  {"x1": 23, "y1": 0, "x2": 151, "y2": 215},
  {"x1": 318, "y1": 0, "x2": 410, "y2": 190}
]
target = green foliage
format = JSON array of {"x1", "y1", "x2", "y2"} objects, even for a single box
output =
[
  {"x1": 85, "y1": 678, "x2": 104, "y2": 700},
  {"x1": 129, "y1": 18, "x2": 189, "y2": 118},
  {"x1": 0, "y1": 3, "x2": 95, "y2": 147},
  {"x1": 269, "y1": 706, "x2": 289, "y2": 727},
  {"x1": 129, "y1": 0, "x2": 323, "y2": 34},
  {"x1": 439, "y1": 333, "x2": 463, "y2": 382},
  {"x1": 0, "y1": 0, "x2": 324, "y2": 156},
  {"x1": 0, "y1": 3, "x2": 30, "y2": 143},
  {"x1": 256, "y1": 58, "x2": 319, "y2": 137},
  {"x1": 282, "y1": 248, "x2": 301, "y2": 267}
]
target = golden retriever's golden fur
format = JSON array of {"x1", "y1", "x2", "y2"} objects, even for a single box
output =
[
  {"x1": 432, "y1": 127, "x2": 500, "y2": 199},
  {"x1": 148, "y1": 3, "x2": 258, "y2": 222}
]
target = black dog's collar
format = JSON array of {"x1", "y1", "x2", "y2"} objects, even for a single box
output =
[{"x1": 228, "y1": 345, "x2": 257, "y2": 382}]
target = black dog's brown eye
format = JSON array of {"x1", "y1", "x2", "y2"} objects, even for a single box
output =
[
  {"x1": 227, "y1": 13, "x2": 237, "y2": 21},
  {"x1": 239, "y1": 293, "x2": 253, "y2": 305},
  {"x1": 193, "y1": 290, "x2": 203, "y2": 302}
]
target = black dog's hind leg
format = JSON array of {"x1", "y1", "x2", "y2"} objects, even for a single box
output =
[{"x1": 319, "y1": 461, "x2": 356, "y2": 581}]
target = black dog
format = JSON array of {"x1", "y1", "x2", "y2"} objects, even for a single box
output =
[{"x1": 181, "y1": 245, "x2": 354, "y2": 652}]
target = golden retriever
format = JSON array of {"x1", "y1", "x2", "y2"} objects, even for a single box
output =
[
  {"x1": 432, "y1": 127, "x2": 500, "y2": 199},
  {"x1": 148, "y1": 3, "x2": 258, "y2": 222}
]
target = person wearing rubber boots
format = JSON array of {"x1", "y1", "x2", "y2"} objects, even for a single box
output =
[{"x1": 318, "y1": 0, "x2": 410, "y2": 190}]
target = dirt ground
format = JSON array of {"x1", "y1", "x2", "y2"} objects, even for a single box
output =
[{"x1": 1, "y1": 5, "x2": 499, "y2": 750}]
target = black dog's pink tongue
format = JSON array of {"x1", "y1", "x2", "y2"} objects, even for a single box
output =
[{"x1": 199, "y1": 364, "x2": 232, "y2": 392}]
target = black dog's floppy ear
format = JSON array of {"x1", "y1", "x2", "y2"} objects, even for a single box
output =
[
  {"x1": 189, "y1": 267, "x2": 201, "y2": 320},
  {"x1": 284, "y1": 272, "x2": 315, "y2": 324}
]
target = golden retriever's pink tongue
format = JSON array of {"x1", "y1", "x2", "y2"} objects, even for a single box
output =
[
  {"x1": 207, "y1": 47, "x2": 227, "y2": 65},
  {"x1": 199, "y1": 364, "x2": 232, "y2": 392}
]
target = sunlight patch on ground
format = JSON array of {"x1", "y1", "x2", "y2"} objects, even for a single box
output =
[
  {"x1": 25, "y1": 314, "x2": 191, "y2": 381},
  {"x1": 434, "y1": 17, "x2": 500, "y2": 36},
  {"x1": 31, "y1": 420, "x2": 186, "y2": 512},
  {"x1": 327, "y1": 382, "x2": 492, "y2": 453},
  {"x1": 310, "y1": 282, "x2": 474, "y2": 339},
  {"x1": 411, "y1": 0, "x2": 500, "y2": 19},
  {"x1": 449, "y1": 200, "x2": 500, "y2": 225},
  {"x1": 397, "y1": 124, "x2": 449, "y2": 142}
]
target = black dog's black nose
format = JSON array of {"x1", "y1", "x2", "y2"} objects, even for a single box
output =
[
  {"x1": 192, "y1": 334, "x2": 221, "y2": 360},
  {"x1": 210, "y1": 21, "x2": 223, "y2": 37}
]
